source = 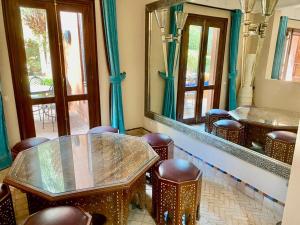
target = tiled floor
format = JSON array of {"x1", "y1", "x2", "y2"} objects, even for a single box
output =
[{"x1": 0, "y1": 129, "x2": 284, "y2": 225}]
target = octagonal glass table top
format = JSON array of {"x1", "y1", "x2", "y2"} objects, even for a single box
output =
[
  {"x1": 229, "y1": 106, "x2": 300, "y2": 129},
  {"x1": 5, "y1": 133, "x2": 159, "y2": 198}
]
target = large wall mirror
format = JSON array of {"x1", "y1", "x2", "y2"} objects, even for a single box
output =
[{"x1": 145, "y1": 0, "x2": 300, "y2": 179}]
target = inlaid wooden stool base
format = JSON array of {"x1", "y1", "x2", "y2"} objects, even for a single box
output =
[
  {"x1": 143, "y1": 133, "x2": 174, "y2": 184},
  {"x1": 152, "y1": 159, "x2": 202, "y2": 225},
  {"x1": 265, "y1": 131, "x2": 296, "y2": 164},
  {"x1": 0, "y1": 184, "x2": 16, "y2": 225},
  {"x1": 26, "y1": 176, "x2": 146, "y2": 225}
]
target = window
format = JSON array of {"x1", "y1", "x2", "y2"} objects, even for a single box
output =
[
  {"x1": 177, "y1": 14, "x2": 227, "y2": 124},
  {"x1": 281, "y1": 28, "x2": 300, "y2": 82}
]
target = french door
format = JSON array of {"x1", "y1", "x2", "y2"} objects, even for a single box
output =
[
  {"x1": 3, "y1": 0, "x2": 100, "y2": 139},
  {"x1": 177, "y1": 14, "x2": 227, "y2": 124}
]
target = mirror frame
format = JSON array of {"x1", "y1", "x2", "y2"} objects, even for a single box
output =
[{"x1": 145, "y1": 0, "x2": 291, "y2": 180}]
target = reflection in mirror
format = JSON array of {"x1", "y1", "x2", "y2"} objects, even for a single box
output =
[
  {"x1": 273, "y1": 21, "x2": 300, "y2": 82},
  {"x1": 146, "y1": 0, "x2": 300, "y2": 167}
]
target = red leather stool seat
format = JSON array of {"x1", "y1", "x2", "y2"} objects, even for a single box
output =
[
  {"x1": 143, "y1": 133, "x2": 174, "y2": 183},
  {"x1": 143, "y1": 133, "x2": 173, "y2": 147},
  {"x1": 212, "y1": 119, "x2": 245, "y2": 145},
  {"x1": 0, "y1": 183, "x2": 16, "y2": 225},
  {"x1": 153, "y1": 159, "x2": 202, "y2": 225},
  {"x1": 88, "y1": 126, "x2": 118, "y2": 134},
  {"x1": 11, "y1": 137, "x2": 50, "y2": 160},
  {"x1": 214, "y1": 120, "x2": 243, "y2": 129},
  {"x1": 158, "y1": 159, "x2": 200, "y2": 182},
  {"x1": 23, "y1": 206, "x2": 92, "y2": 225},
  {"x1": 267, "y1": 131, "x2": 296, "y2": 143},
  {"x1": 207, "y1": 109, "x2": 229, "y2": 116},
  {"x1": 265, "y1": 131, "x2": 297, "y2": 164},
  {"x1": 205, "y1": 109, "x2": 231, "y2": 133}
]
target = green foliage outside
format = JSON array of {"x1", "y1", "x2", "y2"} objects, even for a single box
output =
[
  {"x1": 42, "y1": 78, "x2": 53, "y2": 86},
  {"x1": 21, "y1": 7, "x2": 50, "y2": 78},
  {"x1": 187, "y1": 26, "x2": 214, "y2": 76},
  {"x1": 25, "y1": 39, "x2": 41, "y2": 75}
]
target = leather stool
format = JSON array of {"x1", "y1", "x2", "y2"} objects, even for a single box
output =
[
  {"x1": 11, "y1": 137, "x2": 50, "y2": 160},
  {"x1": 88, "y1": 126, "x2": 118, "y2": 134},
  {"x1": 23, "y1": 206, "x2": 92, "y2": 225},
  {"x1": 0, "y1": 183, "x2": 16, "y2": 225},
  {"x1": 143, "y1": 133, "x2": 174, "y2": 183},
  {"x1": 212, "y1": 119, "x2": 245, "y2": 145},
  {"x1": 205, "y1": 109, "x2": 231, "y2": 133},
  {"x1": 152, "y1": 159, "x2": 202, "y2": 225},
  {"x1": 265, "y1": 131, "x2": 297, "y2": 165}
]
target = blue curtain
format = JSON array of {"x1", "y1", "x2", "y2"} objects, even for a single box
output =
[
  {"x1": 0, "y1": 95, "x2": 12, "y2": 170},
  {"x1": 271, "y1": 16, "x2": 288, "y2": 80},
  {"x1": 228, "y1": 10, "x2": 242, "y2": 110},
  {"x1": 160, "y1": 4, "x2": 183, "y2": 120},
  {"x1": 101, "y1": 0, "x2": 126, "y2": 133}
]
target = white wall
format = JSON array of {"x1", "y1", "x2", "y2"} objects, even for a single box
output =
[
  {"x1": 0, "y1": 0, "x2": 20, "y2": 146},
  {"x1": 0, "y1": 0, "x2": 152, "y2": 147},
  {"x1": 117, "y1": 0, "x2": 154, "y2": 128},
  {"x1": 282, "y1": 124, "x2": 300, "y2": 225}
]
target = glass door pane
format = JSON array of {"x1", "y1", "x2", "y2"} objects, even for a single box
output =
[
  {"x1": 20, "y1": 7, "x2": 55, "y2": 99},
  {"x1": 183, "y1": 91, "x2": 197, "y2": 119},
  {"x1": 68, "y1": 101, "x2": 89, "y2": 135},
  {"x1": 204, "y1": 27, "x2": 220, "y2": 86},
  {"x1": 185, "y1": 25, "x2": 202, "y2": 87},
  {"x1": 58, "y1": 8, "x2": 95, "y2": 135},
  {"x1": 201, "y1": 90, "x2": 214, "y2": 117},
  {"x1": 33, "y1": 103, "x2": 58, "y2": 138},
  {"x1": 60, "y1": 11, "x2": 87, "y2": 96}
]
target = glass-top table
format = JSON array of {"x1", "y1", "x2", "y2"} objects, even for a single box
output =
[
  {"x1": 229, "y1": 106, "x2": 300, "y2": 129},
  {"x1": 229, "y1": 106, "x2": 299, "y2": 147},
  {"x1": 4, "y1": 133, "x2": 159, "y2": 224}
]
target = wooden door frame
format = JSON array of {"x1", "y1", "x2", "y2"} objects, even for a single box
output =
[
  {"x1": 2, "y1": 0, "x2": 101, "y2": 139},
  {"x1": 176, "y1": 14, "x2": 228, "y2": 125}
]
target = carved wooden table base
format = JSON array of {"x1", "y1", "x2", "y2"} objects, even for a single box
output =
[{"x1": 27, "y1": 176, "x2": 146, "y2": 225}]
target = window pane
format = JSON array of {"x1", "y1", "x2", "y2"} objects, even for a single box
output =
[
  {"x1": 204, "y1": 27, "x2": 220, "y2": 86},
  {"x1": 69, "y1": 100, "x2": 89, "y2": 135},
  {"x1": 183, "y1": 91, "x2": 197, "y2": 119},
  {"x1": 60, "y1": 12, "x2": 87, "y2": 96},
  {"x1": 185, "y1": 25, "x2": 202, "y2": 87},
  {"x1": 201, "y1": 90, "x2": 214, "y2": 116},
  {"x1": 33, "y1": 104, "x2": 58, "y2": 139},
  {"x1": 292, "y1": 34, "x2": 300, "y2": 82},
  {"x1": 20, "y1": 7, "x2": 54, "y2": 99}
]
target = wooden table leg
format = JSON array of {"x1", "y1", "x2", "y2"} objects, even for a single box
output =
[{"x1": 136, "y1": 176, "x2": 146, "y2": 210}]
